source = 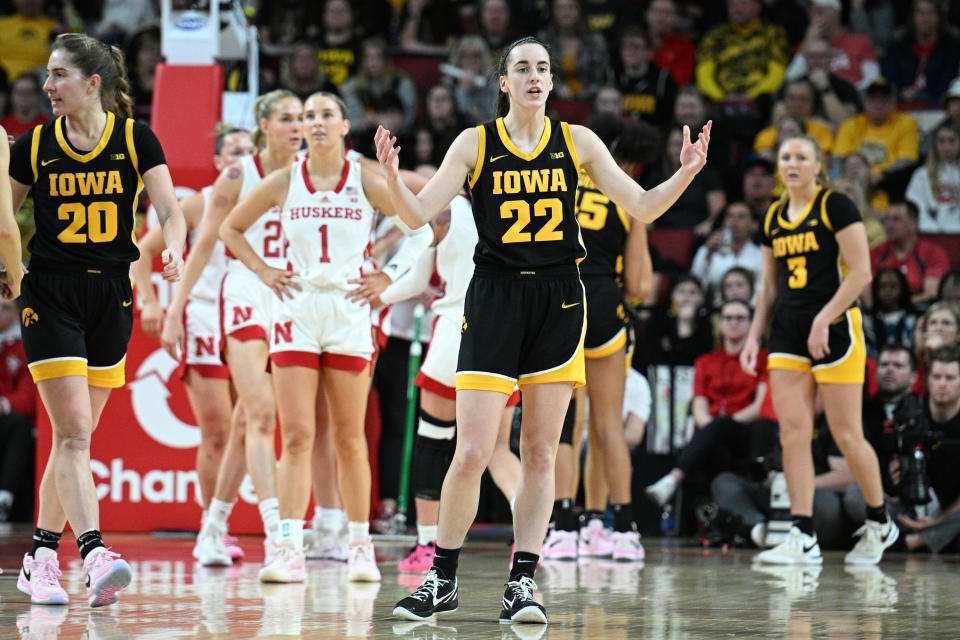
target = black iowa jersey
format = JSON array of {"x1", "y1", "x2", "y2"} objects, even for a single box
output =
[
  {"x1": 762, "y1": 187, "x2": 862, "y2": 309},
  {"x1": 576, "y1": 169, "x2": 629, "y2": 279},
  {"x1": 467, "y1": 116, "x2": 584, "y2": 271},
  {"x1": 9, "y1": 112, "x2": 166, "y2": 268}
]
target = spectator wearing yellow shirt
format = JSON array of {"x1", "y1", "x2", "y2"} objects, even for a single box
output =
[
  {"x1": 833, "y1": 78, "x2": 919, "y2": 183},
  {"x1": 695, "y1": 0, "x2": 789, "y2": 103},
  {"x1": 754, "y1": 79, "x2": 835, "y2": 156},
  {"x1": 0, "y1": 0, "x2": 57, "y2": 82}
]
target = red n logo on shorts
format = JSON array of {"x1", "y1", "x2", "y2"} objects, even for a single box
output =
[
  {"x1": 195, "y1": 337, "x2": 216, "y2": 356},
  {"x1": 274, "y1": 321, "x2": 293, "y2": 344},
  {"x1": 232, "y1": 306, "x2": 252, "y2": 326}
]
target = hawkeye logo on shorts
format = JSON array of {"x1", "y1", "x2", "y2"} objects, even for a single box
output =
[
  {"x1": 21, "y1": 308, "x2": 38, "y2": 327},
  {"x1": 461, "y1": 316, "x2": 468, "y2": 334}
]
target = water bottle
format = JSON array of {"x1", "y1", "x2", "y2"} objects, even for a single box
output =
[
  {"x1": 660, "y1": 503, "x2": 676, "y2": 536},
  {"x1": 717, "y1": 228, "x2": 733, "y2": 256}
]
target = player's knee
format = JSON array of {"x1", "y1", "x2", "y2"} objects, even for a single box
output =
[
  {"x1": 56, "y1": 427, "x2": 92, "y2": 454},
  {"x1": 331, "y1": 425, "x2": 367, "y2": 460},
  {"x1": 281, "y1": 421, "x2": 314, "y2": 457},
  {"x1": 520, "y1": 441, "x2": 556, "y2": 475}
]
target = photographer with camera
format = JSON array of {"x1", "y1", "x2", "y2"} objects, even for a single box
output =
[{"x1": 850, "y1": 345, "x2": 960, "y2": 553}]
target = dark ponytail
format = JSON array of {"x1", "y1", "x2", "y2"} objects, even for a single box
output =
[
  {"x1": 494, "y1": 36, "x2": 551, "y2": 118},
  {"x1": 51, "y1": 33, "x2": 134, "y2": 119}
]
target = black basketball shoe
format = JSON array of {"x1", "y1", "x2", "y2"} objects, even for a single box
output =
[
  {"x1": 499, "y1": 576, "x2": 547, "y2": 624},
  {"x1": 393, "y1": 568, "x2": 459, "y2": 621}
]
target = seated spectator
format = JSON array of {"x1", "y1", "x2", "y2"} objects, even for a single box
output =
[
  {"x1": 537, "y1": 0, "x2": 613, "y2": 100},
  {"x1": 614, "y1": 25, "x2": 676, "y2": 126},
  {"x1": 126, "y1": 26, "x2": 161, "y2": 125},
  {"x1": 645, "y1": 0, "x2": 696, "y2": 86},
  {"x1": 645, "y1": 127, "x2": 725, "y2": 235},
  {"x1": 719, "y1": 265, "x2": 756, "y2": 306},
  {"x1": 341, "y1": 37, "x2": 418, "y2": 153},
  {"x1": 755, "y1": 114, "x2": 807, "y2": 167},
  {"x1": 787, "y1": 0, "x2": 879, "y2": 91},
  {"x1": 871, "y1": 200, "x2": 950, "y2": 306},
  {"x1": 755, "y1": 80, "x2": 835, "y2": 158},
  {"x1": 695, "y1": 0, "x2": 789, "y2": 105},
  {"x1": 848, "y1": 346, "x2": 960, "y2": 553},
  {"x1": 0, "y1": 300, "x2": 36, "y2": 522},
  {"x1": 593, "y1": 84, "x2": 625, "y2": 118},
  {"x1": 673, "y1": 85, "x2": 708, "y2": 131},
  {"x1": 938, "y1": 270, "x2": 960, "y2": 310},
  {"x1": 788, "y1": 38, "x2": 861, "y2": 129},
  {"x1": 278, "y1": 41, "x2": 338, "y2": 102},
  {"x1": 742, "y1": 156, "x2": 777, "y2": 220},
  {"x1": 398, "y1": 0, "x2": 457, "y2": 55},
  {"x1": 316, "y1": 0, "x2": 363, "y2": 88},
  {"x1": 0, "y1": 73, "x2": 49, "y2": 139},
  {"x1": 691, "y1": 202, "x2": 762, "y2": 299},
  {"x1": 636, "y1": 275, "x2": 716, "y2": 454},
  {"x1": 443, "y1": 35, "x2": 498, "y2": 125},
  {"x1": 712, "y1": 408, "x2": 855, "y2": 549},
  {"x1": 833, "y1": 78, "x2": 919, "y2": 182},
  {"x1": 0, "y1": 0, "x2": 58, "y2": 83},
  {"x1": 864, "y1": 268, "x2": 919, "y2": 359},
  {"x1": 645, "y1": 299, "x2": 769, "y2": 506},
  {"x1": 849, "y1": 0, "x2": 895, "y2": 54},
  {"x1": 913, "y1": 302, "x2": 960, "y2": 371},
  {"x1": 92, "y1": 0, "x2": 157, "y2": 45},
  {"x1": 414, "y1": 83, "x2": 465, "y2": 164},
  {"x1": 906, "y1": 121, "x2": 960, "y2": 233},
  {"x1": 477, "y1": 0, "x2": 518, "y2": 63},
  {"x1": 881, "y1": 0, "x2": 960, "y2": 104},
  {"x1": 832, "y1": 177, "x2": 885, "y2": 248}
]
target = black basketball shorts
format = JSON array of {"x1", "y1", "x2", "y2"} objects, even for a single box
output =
[
  {"x1": 582, "y1": 276, "x2": 630, "y2": 359},
  {"x1": 456, "y1": 266, "x2": 586, "y2": 395},
  {"x1": 19, "y1": 265, "x2": 134, "y2": 388},
  {"x1": 767, "y1": 305, "x2": 865, "y2": 384}
]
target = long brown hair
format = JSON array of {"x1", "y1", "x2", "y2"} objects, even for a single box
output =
[
  {"x1": 51, "y1": 33, "x2": 133, "y2": 119},
  {"x1": 495, "y1": 36, "x2": 551, "y2": 118},
  {"x1": 925, "y1": 120, "x2": 960, "y2": 200}
]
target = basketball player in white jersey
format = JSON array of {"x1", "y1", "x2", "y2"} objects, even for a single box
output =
[
  {"x1": 132, "y1": 124, "x2": 254, "y2": 565},
  {"x1": 161, "y1": 90, "x2": 304, "y2": 562},
  {"x1": 366, "y1": 192, "x2": 523, "y2": 573},
  {"x1": 221, "y1": 92, "x2": 433, "y2": 583}
]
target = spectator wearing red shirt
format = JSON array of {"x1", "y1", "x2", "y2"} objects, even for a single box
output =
[
  {"x1": 787, "y1": 0, "x2": 879, "y2": 91},
  {"x1": 870, "y1": 200, "x2": 950, "y2": 306},
  {"x1": 645, "y1": 0, "x2": 696, "y2": 86},
  {"x1": 645, "y1": 299, "x2": 768, "y2": 506},
  {"x1": 0, "y1": 300, "x2": 37, "y2": 522},
  {"x1": 0, "y1": 74, "x2": 49, "y2": 140}
]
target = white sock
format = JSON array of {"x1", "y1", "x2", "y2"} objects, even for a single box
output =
[
  {"x1": 347, "y1": 521, "x2": 369, "y2": 544},
  {"x1": 0, "y1": 489, "x2": 13, "y2": 508},
  {"x1": 316, "y1": 507, "x2": 346, "y2": 533},
  {"x1": 417, "y1": 524, "x2": 438, "y2": 547},
  {"x1": 258, "y1": 498, "x2": 280, "y2": 539},
  {"x1": 279, "y1": 519, "x2": 304, "y2": 549},
  {"x1": 208, "y1": 498, "x2": 234, "y2": 532}
]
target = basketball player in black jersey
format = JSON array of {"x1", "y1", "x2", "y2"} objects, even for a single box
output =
[
  {"x1": 741, "y1": 135, "x2": 896, "y2": 566},
  {"x1": 546, "y1": 117, "x2": 653, "y2": 562},
  {"x1": 377, "y1": 36, "x2": 710, "y2": 625},
  {"x1": 8, "y1": 34, "x2": 185, "y2": 607}
]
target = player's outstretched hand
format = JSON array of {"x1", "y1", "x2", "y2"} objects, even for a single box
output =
[
  {"x1": 259, "y1": 267, "x2": 302, "y2": 301},
  {"x1": 347, "y1": 272, "x2": 392, "y2": 306},
  {"x1": 374, "y1": 125, "x2": 401, "y2": 180},
  {"x1": 679, "y1": 120, "x2": 712, "y2": 175},
  {"x1": 161, "y1": 243, "x2": 184, "y2": 282}
]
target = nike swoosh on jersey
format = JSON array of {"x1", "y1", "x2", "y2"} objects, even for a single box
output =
[
  {"x1": 489, "y1": 154, "x2": 508, "y2": 162},
  {"x1": 41, "y1": 158, "x2": 59, "y2": 166},
  {"x1": 561, "y1": 302, "x2": 580, "y2": 309}
]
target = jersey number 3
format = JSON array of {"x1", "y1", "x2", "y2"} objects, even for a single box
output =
[
  {"x1": 57, "y1": 202, "x2": 118, "y2": 243},
  {"x1": 787, "y1": 256, "x2": 807, "y2": 289},
  {"x1": 500, "y1": 198, "x2": 563, "y2": 243}
]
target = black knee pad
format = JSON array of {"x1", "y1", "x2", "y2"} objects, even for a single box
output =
[
  {"x1": 412, "y1": 410, "x2": 456, "y2": 501},
  {"x1": 558, "y1": 397, "x2": 576, "y2": 445}
]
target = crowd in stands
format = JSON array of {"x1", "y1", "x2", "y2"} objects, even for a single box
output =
[{"x1": 1, "y1": 0, "x2": 960, "y2": 553}]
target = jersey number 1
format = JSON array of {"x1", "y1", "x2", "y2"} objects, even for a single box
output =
[
  {"x1": 57, "y1": 202, "x2": 118, "y2": 244},
  {"x1": 501, "y1": 198, "x2": 564, "y2": 243}
]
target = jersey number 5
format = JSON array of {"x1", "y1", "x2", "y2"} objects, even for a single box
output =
[
  {"x1": 501, "y1": 198, "x2": 564, "y2": 243},
  {"x1": 576, "y1": 191, "x2": 608, "y2": 230},
  {"x1": 57, "y1": 202, "x2": 118, "y2": 244},
  {"x1": 787, "y1": 256, "x2": 807, "y2": 289}
]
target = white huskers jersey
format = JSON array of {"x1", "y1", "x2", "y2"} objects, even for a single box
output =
[
  {"x1": 228, "y1": 153, "x2": 287, "y2": 270},
  {"x1": 431, "y1": 193, "x2": 478, "y2": 320},
  {"x1": 189, "y1": 186, "x2": 229, "y2": 303},
  {"x1": 280, "y1": 157, "x2": 375, "y2": 290}
]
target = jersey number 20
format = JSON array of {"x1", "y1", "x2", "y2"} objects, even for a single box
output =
[
  {"x1": 57, "y1": 202, "x2": 118, "y2": 244},
  {"x1": 500, "y1": 198, "x2": 563, "y2": 243}
]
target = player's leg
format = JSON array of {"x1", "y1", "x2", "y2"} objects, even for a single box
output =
[{"x1": 306, "y1": 394, "x2": 347, "y2": 561}]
